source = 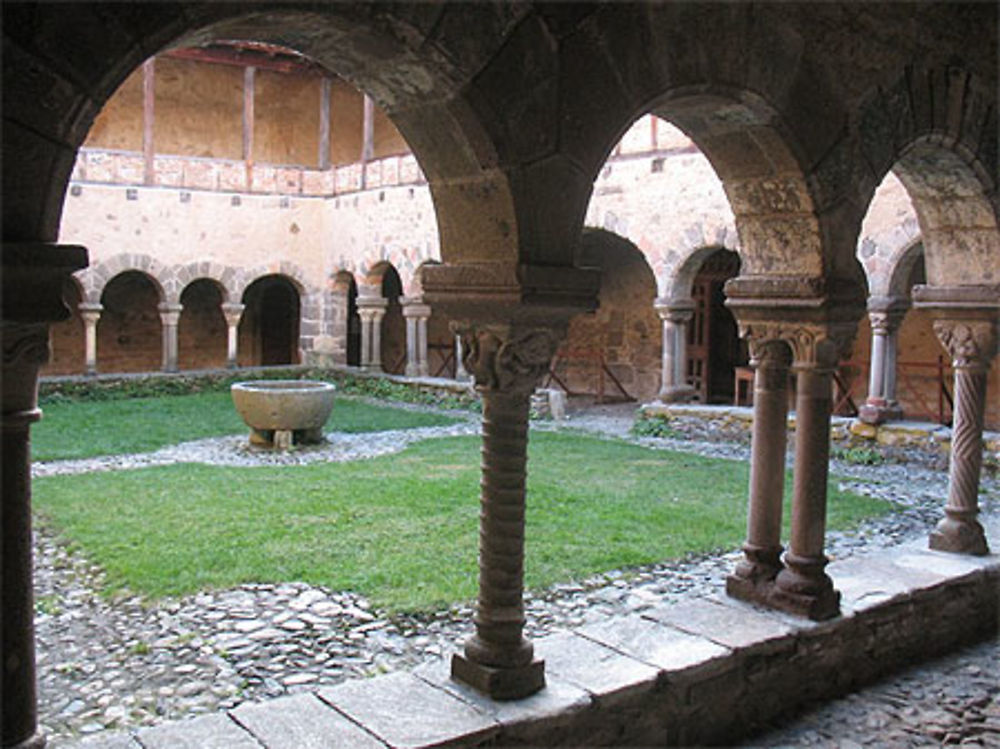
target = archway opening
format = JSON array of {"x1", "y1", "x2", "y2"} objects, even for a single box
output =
[
  {"x1": 98, "y1": 271, "x2": 163, "y2": 373},
  {"x1": 687, "y1": 249, "x2": 744, "y2": 404},
  {"x1": 178, "y1": 279, "x2": 227, "y2": 371},
  {"x1": 239, "y1": 275, "x2": 301, "y2": 366},
  {"x1": 378, "y1": 265, "x2": 405, "y2": 375},
  {"x1": 559, "y1": 230, "x2": 660, "y2": 402}
]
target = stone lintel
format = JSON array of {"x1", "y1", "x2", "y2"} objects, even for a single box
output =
[
  {"x1": 911, "y1": 284, "x2": 1000, "y2": 311},
  {"x1": 318, "y1": 671, "x2": 499, "y2": 748},
  {"x1": 2, "y1": 242, "x2": 88, "y2": 323},
  {"x1": 421, "y1": 262, "x2": 599, "y2": 325}
]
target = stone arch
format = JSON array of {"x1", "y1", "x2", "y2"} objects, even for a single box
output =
[
  {"x1": 98, "y1": 269, "x2": 164, "y2": 373},
  {"x1": 374, "y1": 263, "x2": 406, "y2": 375},
  {"x1": 178, "y1": 277, "x2": 228, "y2": 371},
  {"x1": 79, "y1": 252, "x2": 169, "y2": 305},
  {"x1": 175, "y1": 262, "x2": 234, "y2": 305},
  {"x1": 4, "y1": 4, "x2": 521, "y2": 274},
  {"x1": 331, "y1": 269, "x2": 361, "y2": 367},
  {"x1": 857, "y1": 171, "x2": 922, "y2": 299},
  {"x1": 239, "y1": 273, "x2": 302, "y2": 366},
  {"x1": 885, "y1": 240, "x2": 926, "y2": 301},
  {"x1": 855, "y1": 65, "x2": 998, "y2": 287},
  {"x1": 553, "y1": 229, "x2": 661, "y2": 401}
]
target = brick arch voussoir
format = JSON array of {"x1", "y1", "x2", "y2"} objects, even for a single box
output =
[{"x1": 89, "y1": 253, "x2": 169, "y2": 304}]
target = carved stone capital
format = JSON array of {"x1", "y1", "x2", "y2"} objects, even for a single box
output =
[
  {"x1": 867, "y1": 296, "x2": 909, "y2": 334},
  {"x1": 457, "y1": 324, "x2": 559, "y2": 394},
  {"x1": 158, "y1": 302, "x2": 183, "y2": 326},
  {"x1": 654, "y1": 297, "x2": 695, "y2": 324},
  {"x1": 2, "y1": 322, "x2": 50, "y2": 414},
  {"x1": 932, "y1": 319, "x2": 998, "y2": 370},
  {"x1": 740, "y1": 321, "x2": 854, "y2": 371},
  {"x1": 401, "y1": 297, "x2": 431, "y2": 319},
  {"x1": 221, "y1": 302, "x2": 245, "y2": 327}
]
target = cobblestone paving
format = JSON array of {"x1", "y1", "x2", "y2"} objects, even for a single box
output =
[{"x1": 31, "y1": 404, "x2": 1000, "y2": 747}]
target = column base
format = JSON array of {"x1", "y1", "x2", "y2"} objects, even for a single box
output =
[
  {"x1": 451, "y1": 653, "x2": 545, "y2": 701},
  {"x1": 9, "y1": 731, "x2": 46, "y2": 749},
  {"x1": 657, "y1": 385, "x2": 696, "y2": 403},
  {"x1": 858, "y1": 400, "x2": 904, "y2": 425},
  {"x1": 726, "y1": 544, "x2": 783, "y2": 604},
  {"x1": 770, "y1": 557, "x2": 841, "y2": 621},
  {"x1": 929, "y1": 516, "x2": 989, "y2": 556}
]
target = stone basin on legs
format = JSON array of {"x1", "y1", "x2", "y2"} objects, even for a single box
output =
[{"x1": 231, "y1": 380, "x2": 336, "y2": 449}]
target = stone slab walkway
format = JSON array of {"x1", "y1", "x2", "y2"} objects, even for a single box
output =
[{"x1": 69, "y1": 522, "x2": 1000, "y2": 748}]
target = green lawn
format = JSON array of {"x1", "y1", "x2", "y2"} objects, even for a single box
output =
[
  {"x1": 33, "y1": 432, "x2": 890, "y2": 612},
  {"x1": 32, "y1": 391, "x2": 461, "y2": 461}
]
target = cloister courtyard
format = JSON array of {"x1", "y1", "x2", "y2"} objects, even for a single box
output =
[{"x1": 26, "y1": 372, "x2": 1000, "y2": 746}]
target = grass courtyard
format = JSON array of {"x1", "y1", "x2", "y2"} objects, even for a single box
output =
[{"x1": 32, "y1": 392, "x2": 892, "y2": 613}]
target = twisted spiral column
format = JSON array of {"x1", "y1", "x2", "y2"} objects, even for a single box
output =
[
  {"x1": 451, "y1": 325, "x2": 554, "y2": 699},
  {"x1": 931, "y1": 361, "x2": 990, "y2": 554}
]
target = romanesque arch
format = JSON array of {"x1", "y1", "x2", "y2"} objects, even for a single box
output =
[
  {"x1": 45, "y1": 275, "x2": 86, "y2": 375},
  {"x1": 239, "y1": 274, "x2": 302, "y2": 367},
  {"x1": 331, "y1": 270, "x2": 361, "y2": 367},
  {"x1": 178, "y1": 278, "x2": 228, "y2": 371},
  {"x1": 98, "y1": 270, "x2": 165, "y2": 373}
]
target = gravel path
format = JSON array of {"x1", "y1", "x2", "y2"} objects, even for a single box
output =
[{"x1": 31, "y1": 404, "x2": 1000, "y2": 747}]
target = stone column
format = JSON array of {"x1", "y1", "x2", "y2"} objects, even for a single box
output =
[
  {"x1": 727, "y1": 339, "x2": 792, "y2": 601},
  {"x1": 79, "y1": 302, "x2": 102, "y2": 375},
  {"x1": 402, "y1": 298, "x2": 431, "y2": 377},
  {"x1": 859, "y1": 297, "x2": 908, "y2": 425},
  {"x1": 654, "y1": 298, "x2": 696, "y2": 402},
  {"x1": 771, "y1": 337, "x2": 845, "y2": 621},
  {"x1": 455, "y1": 334, "x2": 471, "y2": 381},
  {"x1": 158, "y1": 302, "x2": 182, "y2": 373},
  {"x1": 928, "y1": 317, "x2": 997, "y2": 554},
  {"x1": 222, "y1": 302, "x2": 245, "y2": 369},
  {"x1": 357, "y1": 297, "x2": 387, "y2": 372},
  {"x1": 3, "y1": 243, "x2": 88, "y2": 749},
  {"x1": 450, "y1": 325, "x2": 558, "y2": 699}
]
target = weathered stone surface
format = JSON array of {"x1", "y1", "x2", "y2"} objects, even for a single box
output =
[
  {"x1": 534, "y1": 631, "x2": 659, "y2": 703},
  {"x1": 643, "y1": 597, "x2": 793, "y2": 651},
  {"x1": 74, "y1": 732, "x2": 141, "y2": 748},
  {"x1": 136, "y1": 713, "x2": 258, "y2": 749},
  {"x1": 318, "y1": 672, "x2": 498, "y2": 748},
  {"x1": 828, "y1": 555, "x2": 949, "y2": 613},
  {"x1": 232, "y1": 693, "x2": 385, "y2": 749}
]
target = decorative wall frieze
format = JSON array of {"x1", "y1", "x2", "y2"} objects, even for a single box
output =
[{"x1": 457, "y1": 325, "x2": 559, "y2": 394}]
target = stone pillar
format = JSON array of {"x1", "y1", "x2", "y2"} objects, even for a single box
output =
[
  {"x1": 455, "y1": 334, "x2": 471, "y2": 381},
  {"x1": 727, "y1": 339, "x2": 792, "y2": 600},
  {"x1": 402, "y1": 298, "x2": 431, "y2": 378},
  {"x1": 158, "y1": 302, "x2": 182, "y2": 373},
  {"x1": 771, "y1": 341, "x2": 842, "y2": 621},
  {"x1": 859, "y1": 297, "x2": 908, "y2": 425},
  {"x1": 79, "y1": 302, "x2": 102, "y2": 375},
  {"x1": 3, "y1": 243, "x2": 88, "y2": 749},
  {"x1": 450, "y1": 325, "x2": 559, "y2": 699},
  {"x1": 222, "y1": 302, "x2": 245, "y2": 369},
  {"x1": 654, "y1": 298, "x2": 696, "y2": 402},
  {"x1": 357, "y1": 296, "x2": 387, "y2": 372},
  {"x1": 930, "y1": 318, "x2": 997, "y2": 554}
]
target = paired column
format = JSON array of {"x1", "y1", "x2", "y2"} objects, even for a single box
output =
[
  {"x1": 454, "y1": 334, "x2": 471, "y2": 381},
  {"x1": 450, "y1": 324, "x2": 558, "y2": 699},
  {"x1": 654, "y1": 298, "x2": 696, "y2": 402},
  {"x1": 928, "y1": 315, "x2": 997, "y2": 554},
  {"x1": 859, "y1": 297, "x2": 908, "y2": 424},
  {"x1": 222, "y1": 302, "x2": 245, "y2": 369},
  {"x1": 402, "y1": 298, "x2": 431, "y2": 377},
  {"x1": 725, "y1": 315, "x2": 856, "y2": 621},
  {"x1": 79, "y1": 302, "x2": 102, "y2": 375},
  {"x1": 3, "y1": 242, "x2": 88, "y2": 749},
  {"x1": 158, "y1": 302, "x2": 182, "y2": 373},
  {"x1": 357, "y1": 296, "x2": 387, "y2": 372},
  {"x1": 727, "y1": 340, "x2": 792, "y2": 598}
]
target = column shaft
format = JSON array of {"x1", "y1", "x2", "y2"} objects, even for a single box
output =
[
  {"x1": 727, "y1": 344, "x2": 791, "y2": 600},
  {"x1": 771, "y1": 364, "x2": 840, "y2": 620},
  {"x1": 159, "y1": 304, "x2": 182, "y2": 373},
  {"x1": 417, "y1": 316, "x2": 429, "y2": 377},
  {"x1": 930, "y1": 365, "x2": 990, "y2": 553},
  {"x1": 80, "y1": 306, "x2": 101, "y2": 375},
  {"x1": 404, "y1": 317, "x2": 418, "y2": 377}
]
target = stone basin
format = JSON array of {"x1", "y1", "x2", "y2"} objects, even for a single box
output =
[{"x1": 231, "y1": 380, "x2": 336, "y2": 449}]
